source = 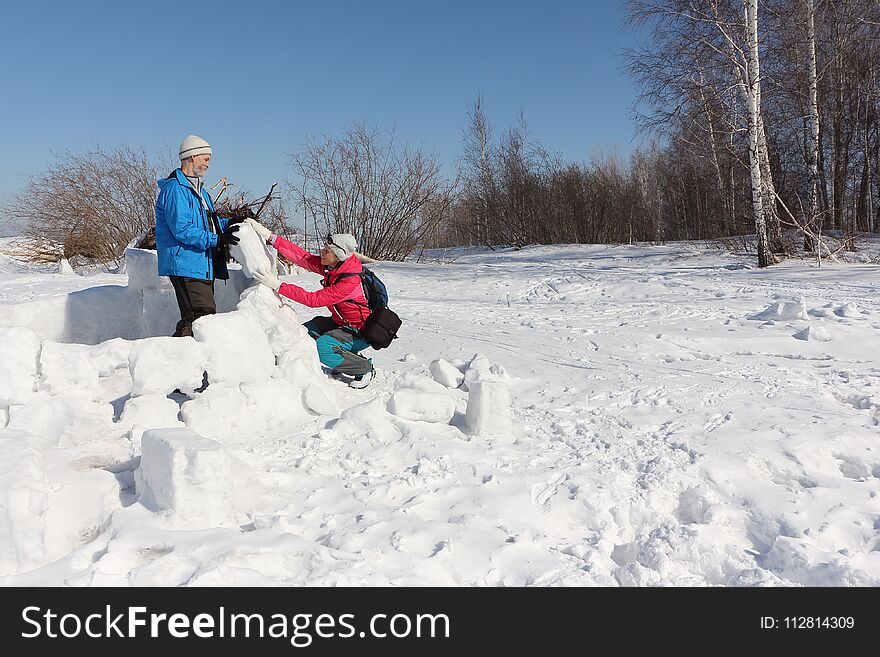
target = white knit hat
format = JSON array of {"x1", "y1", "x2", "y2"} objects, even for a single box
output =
[
  {"x1": 326, "y1": 233, "x2": 358, "y2": 260},
  {"x1": 179, "y1": 134, "x2": 212, "y2": 160}
]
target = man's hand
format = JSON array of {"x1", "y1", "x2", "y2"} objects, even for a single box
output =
[
  {"x1": 245, "y1": 217, "x2": 273, "y2": 242},
  {"x1": 222, "y1": 223, "x2": 241, "y2": 246},
  {"x1": 253, "y1": 268, "x2": 281, "y2": 291}
]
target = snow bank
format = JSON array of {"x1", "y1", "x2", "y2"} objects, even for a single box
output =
[
  {"x1": 0, "y1": 327, "x2": 40, "y2": 405},
  {"x1": 748, "y1": 297, "x2": 807, "y2": 321},
  {"x1": 135, "y1": 428, "x2": 235, "y2": 527}
]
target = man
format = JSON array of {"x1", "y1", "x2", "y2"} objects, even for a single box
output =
[
  {"x1": 246, "y1": 219, "x2": 375, "y2": 388},
  {"x1": 155, "y1": 135, "x2": 243, "y2": 337}
]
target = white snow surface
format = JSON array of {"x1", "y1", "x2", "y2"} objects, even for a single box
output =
[{"x1": 1, "y1": 238, "x2": 879, "y2": 586}]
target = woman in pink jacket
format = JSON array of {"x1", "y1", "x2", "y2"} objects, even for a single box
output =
[{"x1": 246, "y1": 219, "x2": 374, "y2": 388}]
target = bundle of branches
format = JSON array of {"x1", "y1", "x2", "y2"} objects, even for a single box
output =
[
  {"x1": 0, "y1": 237, "x2": 64, "y2": 264},
  {"x1": 214, "y1": 196, "x2": 257, "y2": 221},
  {"x1": 134, "y1": 226, "x2": 156, "y2": 250},
  {"x1": 131, "y1": 183, "x2": 287, "y2": 256}
]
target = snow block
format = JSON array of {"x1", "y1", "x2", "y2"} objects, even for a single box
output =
[
  {"x1": 793, "y1": 326, "x2": 832, "y2": 342},
  {"x1": 464, "y1": 380, "x2": 512, "y2": 436},
  {"x1": 39, "y1": 338, "x2": 133, "y2": 396},
  {"x1": 393, "y1": 373, "x2": 449, "y2": 395},
  {"x1": 303, "y1": 383, "x2": 338, "y2": 416},
  {"x1": 0, "y1": 326, "x2": 41, "y2": 405},
  {"x1": 240, "y1": 380, "x2": 310, "y2": 431},
  {"x1": 229, "y1": 222, "x2": 275, "y2": 278},
  {"x1": 335, "y1": 397, "x2": 402, "y2": 442},
  {"x1": 120, "y1": 394, "x2": 185, "y2": 448},
  {"x1": 463, "y1": 353, "x2": 509, "y2": 391},
  {"x1": 39, "y1": 342, "x2": 99, "y2": 395},
  {"x1": 193, "y1": 311, "x2": 275, "y2": 385},
  {"x1": 124, "y1": 248, "x2": 169, "y2": 291},
  {"x1": 0, "y1": 430, "x2": 48, "y2": 576},
  {"x1": 179, "y1": 386, "x2": 250, "y2": 440},
  {"x1": 235, "y1": 286, "x2": 321, "y2": 375},
  {"x1": 142, "y1": 287, "x2": 180, "y2": 338},
  {"x1": 43, "y1": 463, "x2": 120, "y2": 564},
  {"x1": 387, "y1": 389, "x2": 455, "y2": 424},
  {"x1": 6, "y1": 393, "x2": 114, "y2": 448},
  {"x1": 58, "y1": 259, "x2": 76, "y2": 276},
  {"x1": 430, "y1": 358, "x2": 465, "y2": 389},
  {"x1": 135, "y1": 428, "x2": 234, "y2": 526},
  {"x1": 129, "y1": 337, "x2": 207, "y2": 397}
]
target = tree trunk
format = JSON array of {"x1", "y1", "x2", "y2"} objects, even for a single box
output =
[
  {"x1": 805, "y1": 0, "x2": 821, "y2": 252},
  {"x1": 745, "y1": 0, "x2": 771, "y2": 267}
]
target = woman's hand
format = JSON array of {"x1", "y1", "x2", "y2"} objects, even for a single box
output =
[
  {"x1": 245, "y1": 218, "x2": 273, "y2": 242},
  {"x1": 253, "y1": 268, "x2": 281, "y2": 291}
]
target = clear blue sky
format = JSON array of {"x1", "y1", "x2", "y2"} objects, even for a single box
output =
[{"x1": 0, "y1": 0, "x2": 641, "y2": 208}]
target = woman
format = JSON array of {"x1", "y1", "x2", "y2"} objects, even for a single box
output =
[{"x1": 245, "y1": 218, "x2": 374, "y2": 388}]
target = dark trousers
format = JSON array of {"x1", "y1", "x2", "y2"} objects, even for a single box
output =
[{"x1": 169, "y1": 276, "x2": 216, "y2": 337}]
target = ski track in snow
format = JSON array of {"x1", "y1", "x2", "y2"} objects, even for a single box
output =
[{"x1": 1, "y1": 240, "x2": 879, "y2": 586}]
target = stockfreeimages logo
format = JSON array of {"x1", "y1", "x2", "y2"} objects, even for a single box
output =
[{"x1": 20, "y1": 606, "x2": 451, "y2": 647}]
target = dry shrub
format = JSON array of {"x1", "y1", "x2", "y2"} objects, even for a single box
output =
[{"x1": 4, "y1": 146, "x2": 160, "y2": 267}]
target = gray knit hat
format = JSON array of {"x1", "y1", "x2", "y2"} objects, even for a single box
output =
[
  {"x1": 326, "y1": 233, "x2": 358, "y2": 260},
  {"x1": 179, "y1": 134, "x2": 212, "y2": 160}
]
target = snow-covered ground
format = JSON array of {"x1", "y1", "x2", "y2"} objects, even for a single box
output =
[{"x1": 0, "y1": 237, "x2": 878, "y2": 586}]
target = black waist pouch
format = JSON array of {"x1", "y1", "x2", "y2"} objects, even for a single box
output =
[{"x1": 360, "y1": 307, "x2": 402, "y2": 349}]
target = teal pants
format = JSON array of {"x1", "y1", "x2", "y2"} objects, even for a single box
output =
[{"x1": 304, "y1": 316, "x2": 372, "y2": 376}]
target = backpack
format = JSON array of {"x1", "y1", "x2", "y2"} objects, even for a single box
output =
[
  {"x1": 334, "y1": 268, "x2": 402, "y2": 350},
  {"x1": 356, "y1": 268, "x2": 389, "y2": 310}
]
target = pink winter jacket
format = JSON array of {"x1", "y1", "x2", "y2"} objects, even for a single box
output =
[{"x1": 272, "y1": 235, "x2": 371, "y2": 330}]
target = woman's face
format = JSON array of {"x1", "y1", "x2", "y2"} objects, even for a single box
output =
[{"x1": 320, "y1": 244, "x2": 340, "y2": 266}]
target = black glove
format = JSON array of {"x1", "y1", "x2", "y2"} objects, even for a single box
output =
[{"x1": 221, "y1": 223, "x2": 241, "y2": 246}]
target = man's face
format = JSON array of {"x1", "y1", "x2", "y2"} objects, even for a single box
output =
[{"x1": 191, "y1": 153, "x2": 211, "y2": 177}]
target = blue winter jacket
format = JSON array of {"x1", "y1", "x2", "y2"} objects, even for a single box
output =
[{"x1": 155, "y1": 169, "x2": 230, "y2": 280}]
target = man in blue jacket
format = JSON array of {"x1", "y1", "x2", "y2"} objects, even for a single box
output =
[{"x1": 155, "y1": 135, "x2": 243, "y2": 337}]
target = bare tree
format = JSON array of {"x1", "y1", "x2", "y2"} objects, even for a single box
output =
[
  {"x1": 289, "y1": 122, "x2": 457, "y2": 261},
  {"x1": 805, "y1": 0, "x2": 822, "y2": 251},
  {"x1": 2, "y1": 146, "x2": 160, "y2": 267}
]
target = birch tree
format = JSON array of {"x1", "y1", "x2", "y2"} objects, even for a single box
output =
[
  {"x1": 744, "y1": 0, "x2": 772, "y2": 266},
  {"x1": 805, "y1": 0, "x2": 821, "y2": 251}
]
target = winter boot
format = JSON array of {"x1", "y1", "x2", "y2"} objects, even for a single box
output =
[{"x1": 349, "y1": 367, "x2": 374, "y2": 389}]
